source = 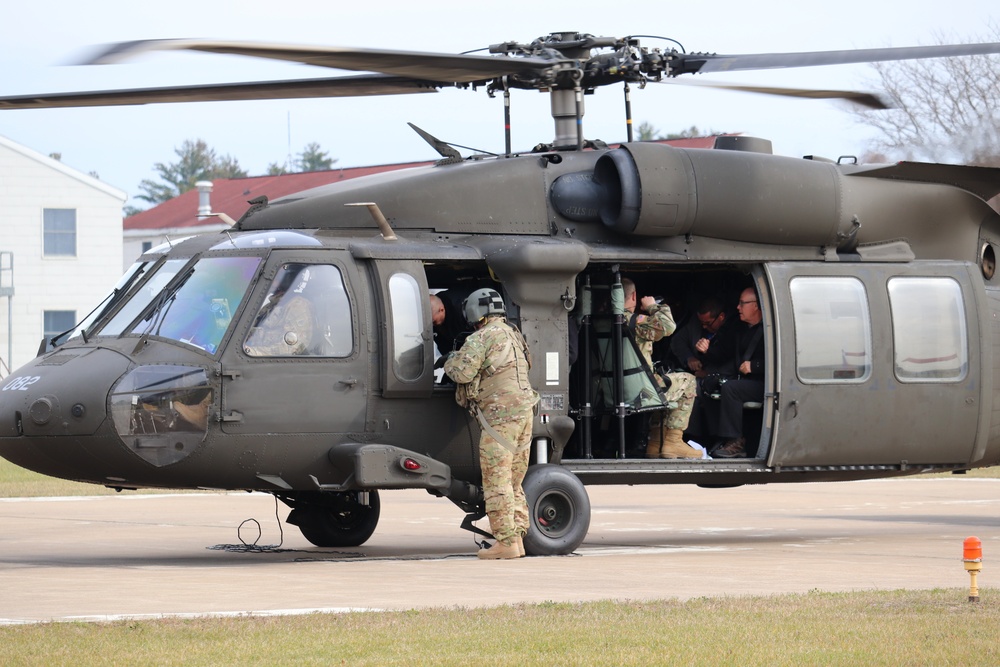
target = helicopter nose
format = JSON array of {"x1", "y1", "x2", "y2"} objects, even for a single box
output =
[
  {"x1": 0, "y1": 348, "x2": 133, "y2": 477},
  {"x1": 0, "y1": 348, "x2": 132, "y2": 438}
]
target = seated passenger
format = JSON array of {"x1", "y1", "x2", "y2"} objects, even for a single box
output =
[
  {"x1": 709, "y1": 287, "x2": 765, "y2": 459},
  {"x1": 670, "y1": 296, "x2": 737, "y2": 378}
]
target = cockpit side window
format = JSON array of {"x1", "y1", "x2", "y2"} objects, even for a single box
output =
[{"x1": 244, "y1": 263, "x2": 353, "y2": 357}]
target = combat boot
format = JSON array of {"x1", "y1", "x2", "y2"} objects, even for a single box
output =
[
  {"x1": 659, "y1": 428, "x2": 702, "y2": 459},
  {"x1": 515, "y1": 535, "x2": 525, "y2": 557},
  {"x1": 477, "y1": 539, "x2": 521, "y2": 560},
  {"x1": 645, "y1": 435, "x2": 661, "y2": 459},
  {"x1": 646, "y1": 416, "x2": 662, "y2": 458}
]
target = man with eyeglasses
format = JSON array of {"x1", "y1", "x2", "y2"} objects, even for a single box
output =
[
  {"x1": 711, "y1": 287, "x2": 766, "y2": 458},
  {"x1": 670, "y1": 296, "x2": 736, "y2": 379}
]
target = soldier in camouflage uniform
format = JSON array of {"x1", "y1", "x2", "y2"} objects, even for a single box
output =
[
  {"x1": 244, "y1": 266, "x2": 315, "y2": 356},
  {"x1": 621, "y1": 278, "x2": 700, "y2": 459},
  {"x1": 444, "y1": 288, "x2": 538, "y2": 560}
]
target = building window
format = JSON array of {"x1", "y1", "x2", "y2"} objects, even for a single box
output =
[
  {"x1": 141, "y1": 241, "x2": 153, "y2": 253},
  {"x1": 888, "y1": 277, "x2": 968, "y2": 382},
  {"x1": 43, "y1": 209, "x2": 77, "y2": 256},
  {"x1": 44, "y1": 310, "x2": 77, "y2": 341},
  {"x1": 790, "y1": 277, "x2": 872, "y2": 383}
]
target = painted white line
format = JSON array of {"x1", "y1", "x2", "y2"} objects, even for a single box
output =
[{"x1": 0, "y1": 607, "x2": 385, "y2": 626}]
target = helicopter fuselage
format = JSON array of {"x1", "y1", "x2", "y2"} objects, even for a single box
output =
[{"x1": 3, "y1": 141, "x2": 1000, "y2": 553}]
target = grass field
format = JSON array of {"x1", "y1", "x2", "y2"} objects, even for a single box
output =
[
  {"x1": 0, "y1": 589, "x2": 996, "y2": 666},
  {"x1": 0, "y1": 459, "x2": 185, "y2": 498}
]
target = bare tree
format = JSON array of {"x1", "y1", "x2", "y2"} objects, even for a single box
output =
[{"x1": 855, "y1": 25, "x2": 1000, "y2": 167}]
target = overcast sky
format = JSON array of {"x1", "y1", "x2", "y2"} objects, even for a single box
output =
[{"x1": 1, "y1": 0, "x2": 996, "y2": 208}]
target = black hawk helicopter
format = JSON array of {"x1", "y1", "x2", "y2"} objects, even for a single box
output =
[{"x1": 3, "y1": 32, "x2": 1000, "y2": 555}]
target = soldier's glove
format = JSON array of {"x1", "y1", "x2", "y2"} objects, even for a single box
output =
[{"x1": 434, "y1": 352, "x2": 454, "y2": 370}]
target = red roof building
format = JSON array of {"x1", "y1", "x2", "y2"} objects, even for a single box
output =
[{"x1": 122, "y1": 161, "x2": 432, "y2": 268}]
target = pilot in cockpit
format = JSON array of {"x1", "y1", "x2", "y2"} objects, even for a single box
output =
[{"x1": 244, "y1": 265, "x2": 316, "y2": 357}]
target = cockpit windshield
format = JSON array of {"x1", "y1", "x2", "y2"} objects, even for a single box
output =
[
  {"x1": 95, "y1": 255, "x2": 261, "y2": 354},
  {"x1": 67, "y1": 260, "x2": 150, "y2": 342}
]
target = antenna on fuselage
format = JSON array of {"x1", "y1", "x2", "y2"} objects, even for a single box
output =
[{"x1": 346, "y1": 202, "x2": 397, "y2": 241}]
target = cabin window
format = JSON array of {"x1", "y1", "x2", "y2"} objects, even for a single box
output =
[
  {"x1": 387, "y1": 272, "x2": 425, "y2": 381},
  {"x1": 789, "y1": 277, "x2": 872, "y2": 383},
  {"x1": 245, "y1": 263, "x2": 353, "y2": 357},
  {"x1": 888, "y1": 277, "x2": 968, "y2": 382}
]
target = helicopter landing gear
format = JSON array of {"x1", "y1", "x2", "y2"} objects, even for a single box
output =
[
  {"x1": 284, "y1": 490, "x2": 381, "y2": 548},
  {"x1": 522, "y1": 464, "x2": 591, "y2": 556}
]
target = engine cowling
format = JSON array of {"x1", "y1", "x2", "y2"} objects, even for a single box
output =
[{"x1": 591, "y1": 142, "x2": 851, "y2": 246}]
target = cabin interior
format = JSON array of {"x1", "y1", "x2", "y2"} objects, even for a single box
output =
[{"x1": 424, "y1": 259, "x2": 764, "y2": 462}]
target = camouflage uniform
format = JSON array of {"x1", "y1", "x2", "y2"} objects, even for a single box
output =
[
  {"x1": 444, "y1": 315, "x2": 538, "y2": 545},
  {"x1": 630, "y1": 303, "x2": 696, "y2": 431},
  {"x1": 244, "y1": 294, "x2": 314, "y2": 356}
]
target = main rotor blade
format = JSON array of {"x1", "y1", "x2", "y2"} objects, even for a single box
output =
[
  {"x1": 87, "y1": 39, "x2": 556, "y2": 83},
  {"x1": 663, "y1": 79, "x2": 892, "y2": 110},
  {"x1": 0, "y1": 74, "x2": 442, "y2": 110},
  {"x1": 678, "y1": 42, "x2": 1000, "y2": 75}
]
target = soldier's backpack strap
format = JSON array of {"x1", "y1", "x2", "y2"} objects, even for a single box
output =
[
  {"x1": 627, "y1": 311, "x2": 640, "y2": 336},
  {"x1": 509, "y1": 323, "x2": 532, "y2": 369},
  {"x1": 471, "y1": 406, "x2": 518, "y2": 453}
]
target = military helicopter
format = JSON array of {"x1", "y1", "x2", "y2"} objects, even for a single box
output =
[{"x1": 3, "y1": 32, "x2": 1000, "y2": 556}]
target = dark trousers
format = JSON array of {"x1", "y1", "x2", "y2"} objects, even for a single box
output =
[{"x1": 716, "y1": 378, "x2": 764, "y2": 439}]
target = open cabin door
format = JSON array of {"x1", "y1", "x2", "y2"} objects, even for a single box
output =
[
  {"x1": 767, "y1": 262, "x2": 983, "y2": 468},
  {"x1": 367, "y1": 259, "x2": 481, "y2": 479},
  {"x1": 370, "y1": 259, "x2": 434, "y2": 398}
]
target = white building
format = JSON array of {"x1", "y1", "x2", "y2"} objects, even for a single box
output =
[{"x1": 0, "y1": 134, "x2": 126, "y2": 377}]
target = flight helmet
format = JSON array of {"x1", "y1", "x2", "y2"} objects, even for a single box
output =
[{"x1": 463, "y1": 288, "x2": 505, "y2": 326}]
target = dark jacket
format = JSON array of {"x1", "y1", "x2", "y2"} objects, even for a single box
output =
[
  {"x1": 670, "y1": 314, "x2": 738, "y2": 376},
  {"x1": 735, "y1": 321, "x2": 765, "y2": 380},
  {"x1": 433, "y1": 288, "x2": 473, "y2": 355}
]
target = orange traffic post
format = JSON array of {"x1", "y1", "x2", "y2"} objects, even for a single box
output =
[{"x1": 963, "y1": 536, "x2": 983, "y2": 602}]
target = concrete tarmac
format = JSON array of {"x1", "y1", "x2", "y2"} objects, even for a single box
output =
[{"x1": 1, "y1": 477, "x2": 998, "y2": 624}]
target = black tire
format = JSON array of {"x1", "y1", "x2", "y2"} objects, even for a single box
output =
[
  {"x1": 522, "y1": 464, "x2": 591, "y2": 556},
  {"x1": 292, "y1": 490, "x2": 381, "y2": 548}
]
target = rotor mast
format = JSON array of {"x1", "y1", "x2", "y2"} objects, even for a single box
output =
[
  {"x1": 489, "y1": 32, "x2": 624, "y2": 151},
  {"x1": 550, "y1": 86, "x2": 585, "y2": 150},
  {"x1": 544, "y1": 32, "x2": 594, "y2": 150}
]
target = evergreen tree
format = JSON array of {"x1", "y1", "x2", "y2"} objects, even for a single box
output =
[
  {"x1": 135, "y1": 139, "x2": 248, "y2": 204},
  {"x1": 295, "y1": 142, "x2": 336, "y2": 172}
]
